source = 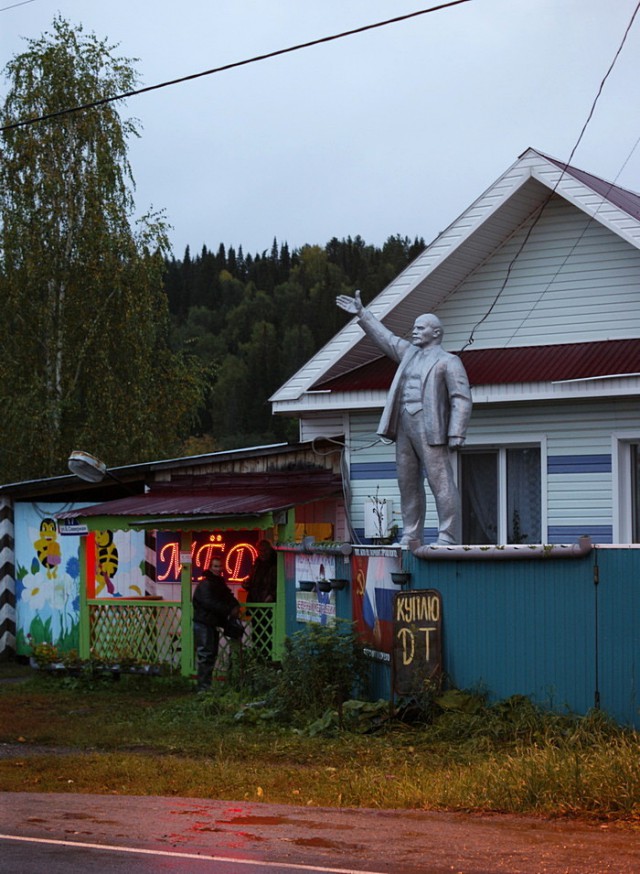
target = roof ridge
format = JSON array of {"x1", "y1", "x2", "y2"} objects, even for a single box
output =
[{"x1": 530, "y1": 148, "x2": 640, "y2": 217}]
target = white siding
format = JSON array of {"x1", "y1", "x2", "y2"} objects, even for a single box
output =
[
  {"x1": 345, "y1": 399, "x2": 640, "y2": 542},
  {"x1": 298, "y1": 413, "x2": 347, "y2": 442},
  {"x1": 272, "y1": 149, "x2": 640, "y2": 411},
  {"x1": 468, "y1": 400, "x2": 635, "y2": 533},
  {"x1": 437, "y1": 197, "x2": 640, "y2": 349}
]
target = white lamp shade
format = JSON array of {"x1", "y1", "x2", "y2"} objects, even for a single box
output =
[{"x1": 68, "y1": 450, "x2": 107, "y2": 483}]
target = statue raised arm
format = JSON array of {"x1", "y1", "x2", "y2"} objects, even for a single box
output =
[
  {"x1": 336, "y1": 289, "x2": 364, "y2": 317},
  {"x1": 336, "y1": 290, "x2": 472, "y2": 546}
]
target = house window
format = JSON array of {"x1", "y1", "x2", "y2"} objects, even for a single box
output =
[
  {"x1": 460, "y1": 447, "x2": 542, "y2": 544},
  {"x1": 632, "y1": 444, "x2": 640, "y2": 543}
]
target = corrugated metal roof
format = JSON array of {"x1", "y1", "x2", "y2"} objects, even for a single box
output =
[
  {"x1": 58, "y1": 470, "x2": 343, "y2": 520},
  {"x1": 313, "y1": 338, "x2": 640, "y2": 391},
  {"x1": 541, "y1": 152, "x2": 640, "y2": 221},
  {"x1": 0, "y1": 442, "x2": 293, "y2": 496}
]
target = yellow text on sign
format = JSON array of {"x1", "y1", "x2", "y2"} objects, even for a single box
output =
[
  {"x1": 397, "y1": 625, "x2": 436, "y2": 665},
  {"x1": 395, "y1": 593, "x2": 440, "y2": 623}
]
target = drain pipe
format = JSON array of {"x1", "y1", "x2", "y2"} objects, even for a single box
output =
[{"x1": 411, "y1": 535, "x2": 592, "y2": 560}]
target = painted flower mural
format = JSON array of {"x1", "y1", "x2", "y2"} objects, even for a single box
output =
[
  {"x1": 15, "y1": 503, "x2": 85, "y2": 655},
  {"x1": 15, "y1": 502, "x2": 146, "y2": 656}
]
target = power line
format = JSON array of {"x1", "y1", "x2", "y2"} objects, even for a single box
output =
[
  {"x1": 0, "y1": 0, "x2": 37, "y2": 11},
  {"x1": 461, "y1": 0, "x2": 640, "y2": 352},
  {"x1": 1, "y1": 0, "x2": 472, "y2": 133},
  {"x1": 503, "y1": 131, "x2": 640, "y2": 347}
]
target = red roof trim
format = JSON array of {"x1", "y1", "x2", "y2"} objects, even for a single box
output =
[
  {"x1": 540, "y1": 152, "x2": 640, "y2": 221},
  {"x1": 314, "y1": 339, "x2": 640, "y2": 392}
]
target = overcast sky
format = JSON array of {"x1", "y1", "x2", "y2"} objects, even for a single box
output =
[{"x1": 2, "y1": 0, "x2": 640, "y2": 259}]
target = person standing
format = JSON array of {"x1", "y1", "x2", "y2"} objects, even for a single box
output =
[
  {"x1": 192, "y1": 555, "x2": 240, "y2": 692},
  {"x1": 244, "y1": 539, "x2": 277, "y2": 603},
  {"x1": 336, "y1": 290, "x2": 472, "y2": 546}
]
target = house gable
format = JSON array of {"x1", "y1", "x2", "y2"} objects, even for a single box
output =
[{"x1": 271, "y1": 148, "x2": 640, "y2": 414}]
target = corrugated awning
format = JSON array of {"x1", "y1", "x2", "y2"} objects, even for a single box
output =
[
  {"x1": 313, "y1": 338, "x2": 640, "y2": 391},
  {"x1": 57, "y1": 470, "x2": 343, "y2": 522}
]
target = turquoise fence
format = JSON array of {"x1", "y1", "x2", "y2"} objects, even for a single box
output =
[
  {"x1": 281, "y1": 545, "x2": 640, "y2": 728},
  {"x1": 397, "y1": 546, "x2": 640, "y2": 728}
]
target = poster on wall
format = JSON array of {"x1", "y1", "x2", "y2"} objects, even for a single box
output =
[
  {"x1": 295, "y1": 554, "x2": 336, "y2": 625},
  {"x1": 351, "y1": 553, "x2": 400, "y2": 663}
]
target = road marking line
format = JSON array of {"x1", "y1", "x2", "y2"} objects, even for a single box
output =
[{"x1": 0, "y1": 833, "x2": 386, "y2": 874}]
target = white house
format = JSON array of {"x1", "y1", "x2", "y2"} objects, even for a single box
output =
[{"x1": 270, "y1": 148, "x2": 640, "y2": 546}]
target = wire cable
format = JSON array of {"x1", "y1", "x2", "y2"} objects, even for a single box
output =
[
  {"x1": 1, "y1": 0, "x2": 472, "y2": 133},
  {"x1": 502, "y1": 131, "x2": 640, "y2": 346},
  {"x1": 461, "y1": 0, "x2": 640, "y2": 352},
  {"x1": 0, "y1": 0, "x2": 37, "y2": 11}
]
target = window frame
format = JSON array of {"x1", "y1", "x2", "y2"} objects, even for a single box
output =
[
  {"x1": 612, "y1": 432, "x2": 640, "y2": 544},
  {"x1": 458, "y1": 436, "x2": 547, "y2": 545}
]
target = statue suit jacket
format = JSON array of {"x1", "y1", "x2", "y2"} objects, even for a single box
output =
[{"x1": 358, "y1": 309, "x2": 472, "y2": 444}]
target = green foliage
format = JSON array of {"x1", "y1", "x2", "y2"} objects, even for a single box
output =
[
  {"x1": 0, "y1": 17, "x2": 204, "y2": 480},
  {"x1": 419, "y1": 692, "x2": 615, "y2": 754},
  {"x1": 0, "y1": 14, "x2": 427, "y2": 473},
  {"x1": 269, "y1": 621, "x2": 369, "y2": 725},
  {"x1": 29, "y1": 640, "x2": 61, "y2": 667},
  {"x1": 2, "y1": 676, "x2": 639, "y2": 819},
  {"x1": 306, "y1": 699, "x2": 391, "y2": 737},
  {"x1": 164, "y1": 234, "x2": 425, "y2": 451}
]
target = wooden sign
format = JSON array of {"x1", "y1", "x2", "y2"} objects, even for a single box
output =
[{"x1": 392, "y1": 589, "x2": 442, "y2": 696}]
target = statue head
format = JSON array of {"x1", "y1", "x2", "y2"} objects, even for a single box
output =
[{"x1": 411, "y1": 313, "x2": 443, "y2": 348}]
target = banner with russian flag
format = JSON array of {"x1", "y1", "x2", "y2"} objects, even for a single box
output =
[{"x1": 352, "y1": 553, "x2": 401, "y2": 659}]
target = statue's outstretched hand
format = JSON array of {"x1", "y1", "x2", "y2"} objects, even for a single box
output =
[{"x1": 336, "y1": 289, "x2": 363, "y2": 315}]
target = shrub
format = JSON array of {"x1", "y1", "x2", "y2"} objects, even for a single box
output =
[{"x1": 270, "y1": 620, "x2": 369, "y2": 725}]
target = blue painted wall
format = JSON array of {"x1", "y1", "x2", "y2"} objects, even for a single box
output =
[
  {"x1": 396, "y1": 547, "x2": 640, "y2": 727},
  {"x1": 283, "y1": 546, "x2": 640, "y2": 728}
]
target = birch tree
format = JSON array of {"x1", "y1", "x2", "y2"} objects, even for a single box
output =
[{"x1": 0, "y1": 17, "x2": 201, "y2": 481}]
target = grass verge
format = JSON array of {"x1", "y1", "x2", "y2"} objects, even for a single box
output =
[{"x1": 1, "y1": 670, "x2": 639, "y2": 822}]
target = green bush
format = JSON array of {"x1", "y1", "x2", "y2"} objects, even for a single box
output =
[{"x1": 270, "y1": 621, "x2": 369, "y2": 725}]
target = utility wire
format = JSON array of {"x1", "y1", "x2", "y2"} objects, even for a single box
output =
[
  {"x1": 461, "y1": 0, "x2": 640, "y2": 352},
  {"x1": 0, "y1": 0, "x2": 37, "y2": 11},
  {"x1": 1, "y1": 0, "x2": 471, "y2": 133},
  {"x1": 502, "y1": 131, "x2": 640, "y2": 347}
]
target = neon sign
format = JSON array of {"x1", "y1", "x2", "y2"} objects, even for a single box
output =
[
  {"x1": 225, "y1": 542, "x2": 257, "y2": 582},
  {"x1": 156, "y1": 531, "x2": 259, "y2": 583}
]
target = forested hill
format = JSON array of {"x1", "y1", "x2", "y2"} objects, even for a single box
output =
[{"x1": 164, "y1": 234, "x2": 425, "y2": 453}]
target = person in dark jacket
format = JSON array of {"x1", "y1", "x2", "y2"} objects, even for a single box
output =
[
  {"x1": 192, "y1": 555, "x2": 240, "y2": 692},
  {"x1": 244, "y1": 539, "x2": 277, "y2": 603}
]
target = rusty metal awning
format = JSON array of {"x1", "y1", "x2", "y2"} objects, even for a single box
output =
[{"x1": 57, "y1": 470, "x2": 343, "y2": 525}]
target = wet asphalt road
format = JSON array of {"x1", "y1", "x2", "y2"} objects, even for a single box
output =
[{"x1": 1, "y1": 791, "x2": 639, "y2": 873}]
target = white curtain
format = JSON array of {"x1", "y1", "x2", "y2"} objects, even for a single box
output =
[
  {"x1": 461, "y1": 453, "x2": 498, "y2": 544},
  {"x1": 507, "y1": 448, "x2": 541, "y2": 543}
]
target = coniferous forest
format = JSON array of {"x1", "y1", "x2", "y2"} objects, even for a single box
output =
[{"x1": 163, "y1": 234, "x2": 426, "y2": 453}]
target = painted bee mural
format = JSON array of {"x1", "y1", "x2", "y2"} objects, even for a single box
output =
[
  {"x1": 33, "y1": 518, "x2": 62, "y2": 579},
  {"x1": 95, "y1": 529, "x2": 119, "y2": 595},
  {"x1": 17, "y1": 503, "x2": 147, "y2": 659}
]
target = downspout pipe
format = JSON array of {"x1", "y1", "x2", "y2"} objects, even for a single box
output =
[{"x1": 411, "y1": 535, "x2": 592, "y2": 560}]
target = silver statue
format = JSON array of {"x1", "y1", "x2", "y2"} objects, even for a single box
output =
[{"x1": 336, "y1": 290, "x2": 472, "y2": 546}]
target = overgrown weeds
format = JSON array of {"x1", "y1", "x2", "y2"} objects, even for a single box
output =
[
  {"x1": 266, "y1": 620, "x2": 370, "y2": 726},
  {"x1": 1, "y1": 640, "x2": 639, "y2": 821}
]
